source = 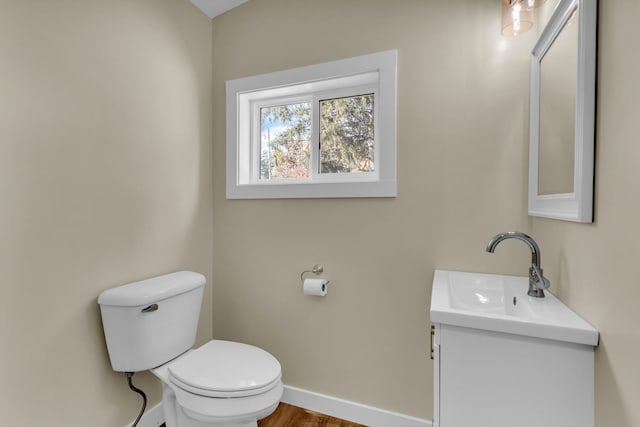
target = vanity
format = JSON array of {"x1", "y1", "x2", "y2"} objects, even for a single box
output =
[{"x1": 430, "y1": 270, "x2": 598, "y2": 427}]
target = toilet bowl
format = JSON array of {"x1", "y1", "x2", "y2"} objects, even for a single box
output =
[
  {"x1": 97, "y1": 271, "x2": 283, "y2": 427},
  {"x1": 151, "y1": 340, "x2": 283, "y2": 427}
]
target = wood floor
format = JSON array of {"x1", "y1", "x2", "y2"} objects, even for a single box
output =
[
  {"x1": 158, "y1": 402, "x2": 366, "y2": 426},
  {"x1": 259, "y1": 403, "x2": 367, "y2": 427}
]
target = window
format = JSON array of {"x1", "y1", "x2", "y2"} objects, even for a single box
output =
[
  {"x1": 226, "y1": 50, "x2": 397, "y2": 199},
  {"x1": 319, "y1": 93, "x2": 375, "y2": 175}
]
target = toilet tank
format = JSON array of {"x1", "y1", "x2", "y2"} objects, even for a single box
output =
[{"x1": 98, "y1": 271, "x2": 206, "y2": 372}]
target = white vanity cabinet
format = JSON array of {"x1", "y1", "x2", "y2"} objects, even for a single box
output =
[
  {"x1": 430, "y1": 270, "x2": 598, "y2": 427},
  {"x1": 432, "y1": 323, "x2": 594, "y2": 427}
]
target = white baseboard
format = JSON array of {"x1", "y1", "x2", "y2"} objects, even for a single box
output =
[
  {"x1": 126, "y1": 386, "x2": 432, "y2": 427},
  {"x1": 282, "y1": 385, "x2": 432, "y2": 427},
  {"x1": 127, "y1": 402, "x2": 165, "y2": 427}
]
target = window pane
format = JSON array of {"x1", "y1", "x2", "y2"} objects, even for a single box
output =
[
  {"x1": 319, "y1": 94, "x2": 375, "y2": 174},
  {"x1": 260, "y1": 103, "x2": 311, "y2": 179}
]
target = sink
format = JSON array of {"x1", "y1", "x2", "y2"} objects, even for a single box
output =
[
  {"x1": 430, "y1": 270, "x2": 598, "y2": 346},
  {"x1": 446, "y1": 272, "x2": 536, "y2": 317}
]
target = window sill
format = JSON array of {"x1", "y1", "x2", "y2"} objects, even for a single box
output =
[{"x1": 226, "y1": 180, "x2": 397, "y2": 199}]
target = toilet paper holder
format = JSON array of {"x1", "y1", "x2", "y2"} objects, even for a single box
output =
[{"x1": 300, "y1": 264, "x2": 330, "y2": 285}]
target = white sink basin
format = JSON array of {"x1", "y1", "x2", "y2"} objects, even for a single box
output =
[{"x1": 430, "y1": 270, "x2": 598, "y2": 346}]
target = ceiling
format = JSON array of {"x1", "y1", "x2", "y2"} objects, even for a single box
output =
[{"x1": 190, "y1": 0, "x2": 249, "y2": 19}]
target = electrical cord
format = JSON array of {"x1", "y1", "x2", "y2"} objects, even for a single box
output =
[{"x1": 126, "y1": 372, "x2": 147, "y2": 427}]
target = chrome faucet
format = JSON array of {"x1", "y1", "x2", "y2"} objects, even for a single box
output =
[{"x1": 486, "y1": 231, "x2": 551, "y2": 298}]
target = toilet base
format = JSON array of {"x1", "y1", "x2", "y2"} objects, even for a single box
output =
[{"x1": 176, "y1": 407, "x2": 257, "y2": 427}]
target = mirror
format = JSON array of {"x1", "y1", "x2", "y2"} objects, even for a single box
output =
[
  {"x1": 538, "y1": 9, "x2": 577, "y2": 196},
  {"x1": 528, "y1": 0, "x2": 597, "y2": 222}
]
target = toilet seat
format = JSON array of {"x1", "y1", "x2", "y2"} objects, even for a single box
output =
[{"x1": 167, "y1": 340, "x2": 282, "y2": 398}]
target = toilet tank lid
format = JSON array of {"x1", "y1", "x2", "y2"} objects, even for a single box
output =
[{"x1": 98, "y1": 271, "x2": 206, "y2": 307}]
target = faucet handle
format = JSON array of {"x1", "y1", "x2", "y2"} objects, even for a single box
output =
[{"x1": 531, "y1": 265, "x2": 551, "y2": 290}]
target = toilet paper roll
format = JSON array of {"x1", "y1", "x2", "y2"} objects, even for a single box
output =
[{"x1": 303, "y1": 278, "x2": 328, "y2": 296}]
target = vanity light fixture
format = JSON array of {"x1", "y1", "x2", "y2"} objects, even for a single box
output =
[{"x1": 501, "y1": 0, "x2": 547, "y2": 36}]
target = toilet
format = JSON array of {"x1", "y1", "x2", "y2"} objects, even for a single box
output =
[{"x1": 97, "y1": 271, "x2": 283, "y2": 427}]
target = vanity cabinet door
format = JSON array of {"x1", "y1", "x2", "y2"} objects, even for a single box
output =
[{"x1": 435, "y1": 323, "x2": 594, "y2": 427}]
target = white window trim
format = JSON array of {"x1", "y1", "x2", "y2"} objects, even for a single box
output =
[{"x1": 226, "y1": 50, "x2": 397, "y2": 199}]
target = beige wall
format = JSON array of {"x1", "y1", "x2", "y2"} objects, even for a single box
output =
[
  {"x1": 212, "y1": 0, "x2": 537, "y2": 419},
  {"x1": 0, "y1": 1, "x2": 212, "y2": 426},
  {"x1": 531, "y1": 1, "x2": 640, "y2": 426}
]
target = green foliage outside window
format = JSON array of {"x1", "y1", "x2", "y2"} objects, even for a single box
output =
[
  {"x1": 260, "y1": 103, "x2": 311, "y2": 180},
  {"x1": 320, "y1": 94, "x2": 375, "y2": 173},
  {"x1": 260, "y1": 93, "x2": 374, "y2": 180}
]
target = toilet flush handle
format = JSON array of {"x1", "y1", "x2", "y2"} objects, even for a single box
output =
[{"x1": 141, "y1": 304, "x2": 158, "y2": 313}]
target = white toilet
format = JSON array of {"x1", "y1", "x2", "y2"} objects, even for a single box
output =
[{"x1": 98, "y1": 271, "x2": 283, "y2": 427}]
